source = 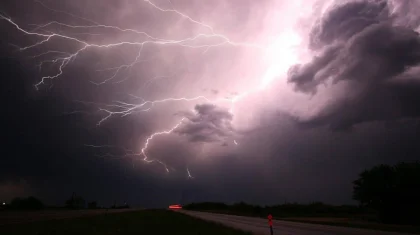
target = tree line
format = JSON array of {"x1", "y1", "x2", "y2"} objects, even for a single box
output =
[
  {"x1": 1, "y1": 193, "x2": 130, "y2": 211},
  {"x1": 184, "y1": 202, "x2": 374, "y2": 219}
]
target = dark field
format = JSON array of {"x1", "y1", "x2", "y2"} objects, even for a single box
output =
[
  {"x1": 0, "y1": 210, "x2": 252, "y2": 235},
  {"x1": 0, "y1": 209, "x2": 135, "y2": 226}
]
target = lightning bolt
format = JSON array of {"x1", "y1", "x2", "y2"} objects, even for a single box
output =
[
  {"x1": 0, "y1": 0, "x2": 291, "y2": 176},
  {"x1": 142, "y1": 0, "x2": 263, "y2": 49},
  {"x1": 79, "y1": 96, "x2": 213, "y2": 126},
  {"x1": 187, "y1": 167, "x2": 194, "y2": 179},
  {"x1": 140, "y1": 118, "x2": 186, "y2": 172},
  {"x1": 0, "y1": 12, "x2": 262, "y2": 89}
]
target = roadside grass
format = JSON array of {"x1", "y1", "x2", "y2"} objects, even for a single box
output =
[
  {"x1": 281, "y1": 217, "x2": 420, "y2": 234},
  {"x1": 0, "y1": 209, "x2": 252, "y2": 235}
]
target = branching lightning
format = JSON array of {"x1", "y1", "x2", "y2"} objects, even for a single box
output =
[
  {"x1": 86, "y1": 96, "x2": 213, "y2": 126},
  {"x1": 140, "y1": 118, "x2": 186, "y2": 172},
  {"x1": 0, "y1": 0, "x2": 297, "y2": 177}
]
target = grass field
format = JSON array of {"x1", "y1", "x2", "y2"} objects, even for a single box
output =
[{"x1": 0, "y1": 210, "x2": 252, "y2": 235}]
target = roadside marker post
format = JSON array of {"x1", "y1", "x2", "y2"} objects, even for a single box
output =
[{"x1": 268, "y1": 214, "x2": 273, "y2": 235}]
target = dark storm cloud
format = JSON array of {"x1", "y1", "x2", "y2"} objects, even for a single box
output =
[
  {"x1": 299, "y1": 78, "x2": 420, "y2": 130},
  {"x1": 287, "y1": 44, "x2": 342, "y2": 94},
  {"x1": 2, "y1": 0, "x2": 420, "y2": 209},
  {"x1": 174, "y1": 104, "x2": 234, "y2": 143},
  {"x1": 0, "y1": 55, "x2": 151, "y2": 204},
  {"x1": 309, "y1": 0, "x2": 389, "y2": 50},
  {"x1": 289, "y1": 23, "x2": 420, "y2": 92},
  {"x1": 288, "y1": 0, "x2": 420, "y2": 129}
]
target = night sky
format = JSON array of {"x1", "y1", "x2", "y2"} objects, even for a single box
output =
[{"x1": 1, "y1": 0, "x2": 420, "y2": 208}]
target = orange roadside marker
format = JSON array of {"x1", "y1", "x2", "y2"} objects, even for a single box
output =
[{"x1": 268, "y1": 214, "x2": 274, "y2": 235}]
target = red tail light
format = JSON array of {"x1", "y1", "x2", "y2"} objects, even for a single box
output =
[{"x1": 169, "y1": 204, "x2": 182, "y2": 209}]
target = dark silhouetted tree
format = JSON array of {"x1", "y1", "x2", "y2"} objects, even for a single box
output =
[
  {"x1": 10, "y1": 196, "x2": 44, "y2": 210},
  {"x1": 353, "y1": 162, "x2": 420, "y2": 225},
  {"x1": 88, "y1": 201, "x2": 98, "y2": 209},
  {"x1": 65, "y1": 193, "x2": 86, "y2": 209}
]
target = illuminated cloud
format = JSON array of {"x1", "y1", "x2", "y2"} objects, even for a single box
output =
[
  {"x1": 175, "y1": 104, "x2": 234, "y2": 143},
  {"x1": 288, "y1": 1, "x2": 420, "y2": 129},
  {"x1": 309, "y1": 0, "x2": 389, "y2": 50}
]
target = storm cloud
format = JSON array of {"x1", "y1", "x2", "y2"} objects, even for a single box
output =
[
  {"x1": 288, "y1": 0, "x2": 420, "y2": 129},
  {"x1": 309, "y1": 0, "x2": 389, "y2": 50},
  {"x1": 175, "y1": 104, "x2": 234, "y2": 143},
  {"x1": 1, "y1": 0, "x2": 420, "y2": 208}
]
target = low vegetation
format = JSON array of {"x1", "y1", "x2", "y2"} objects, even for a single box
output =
[
  {"x1": 2, "y1": 197, "x2": 45, "y2": 211},
  {"x1": 184, "y1": 201, "x2": 374, "y2": 220},
  {"x1": 1, "y1": 193, "x2": 129, "y2": 211}
]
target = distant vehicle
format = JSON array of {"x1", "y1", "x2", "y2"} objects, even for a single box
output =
[{"x1": 168, "y1": 204, "x2": 182, "y2": 209}]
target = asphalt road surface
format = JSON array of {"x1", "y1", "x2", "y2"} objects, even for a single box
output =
[{"x1": 181, "y1": 210, "x2": 415, "y2": 235}]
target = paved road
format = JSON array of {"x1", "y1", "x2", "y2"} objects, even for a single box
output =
[{"x1": 181, "y1": 210, "x2": 414, "y2": 235}]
